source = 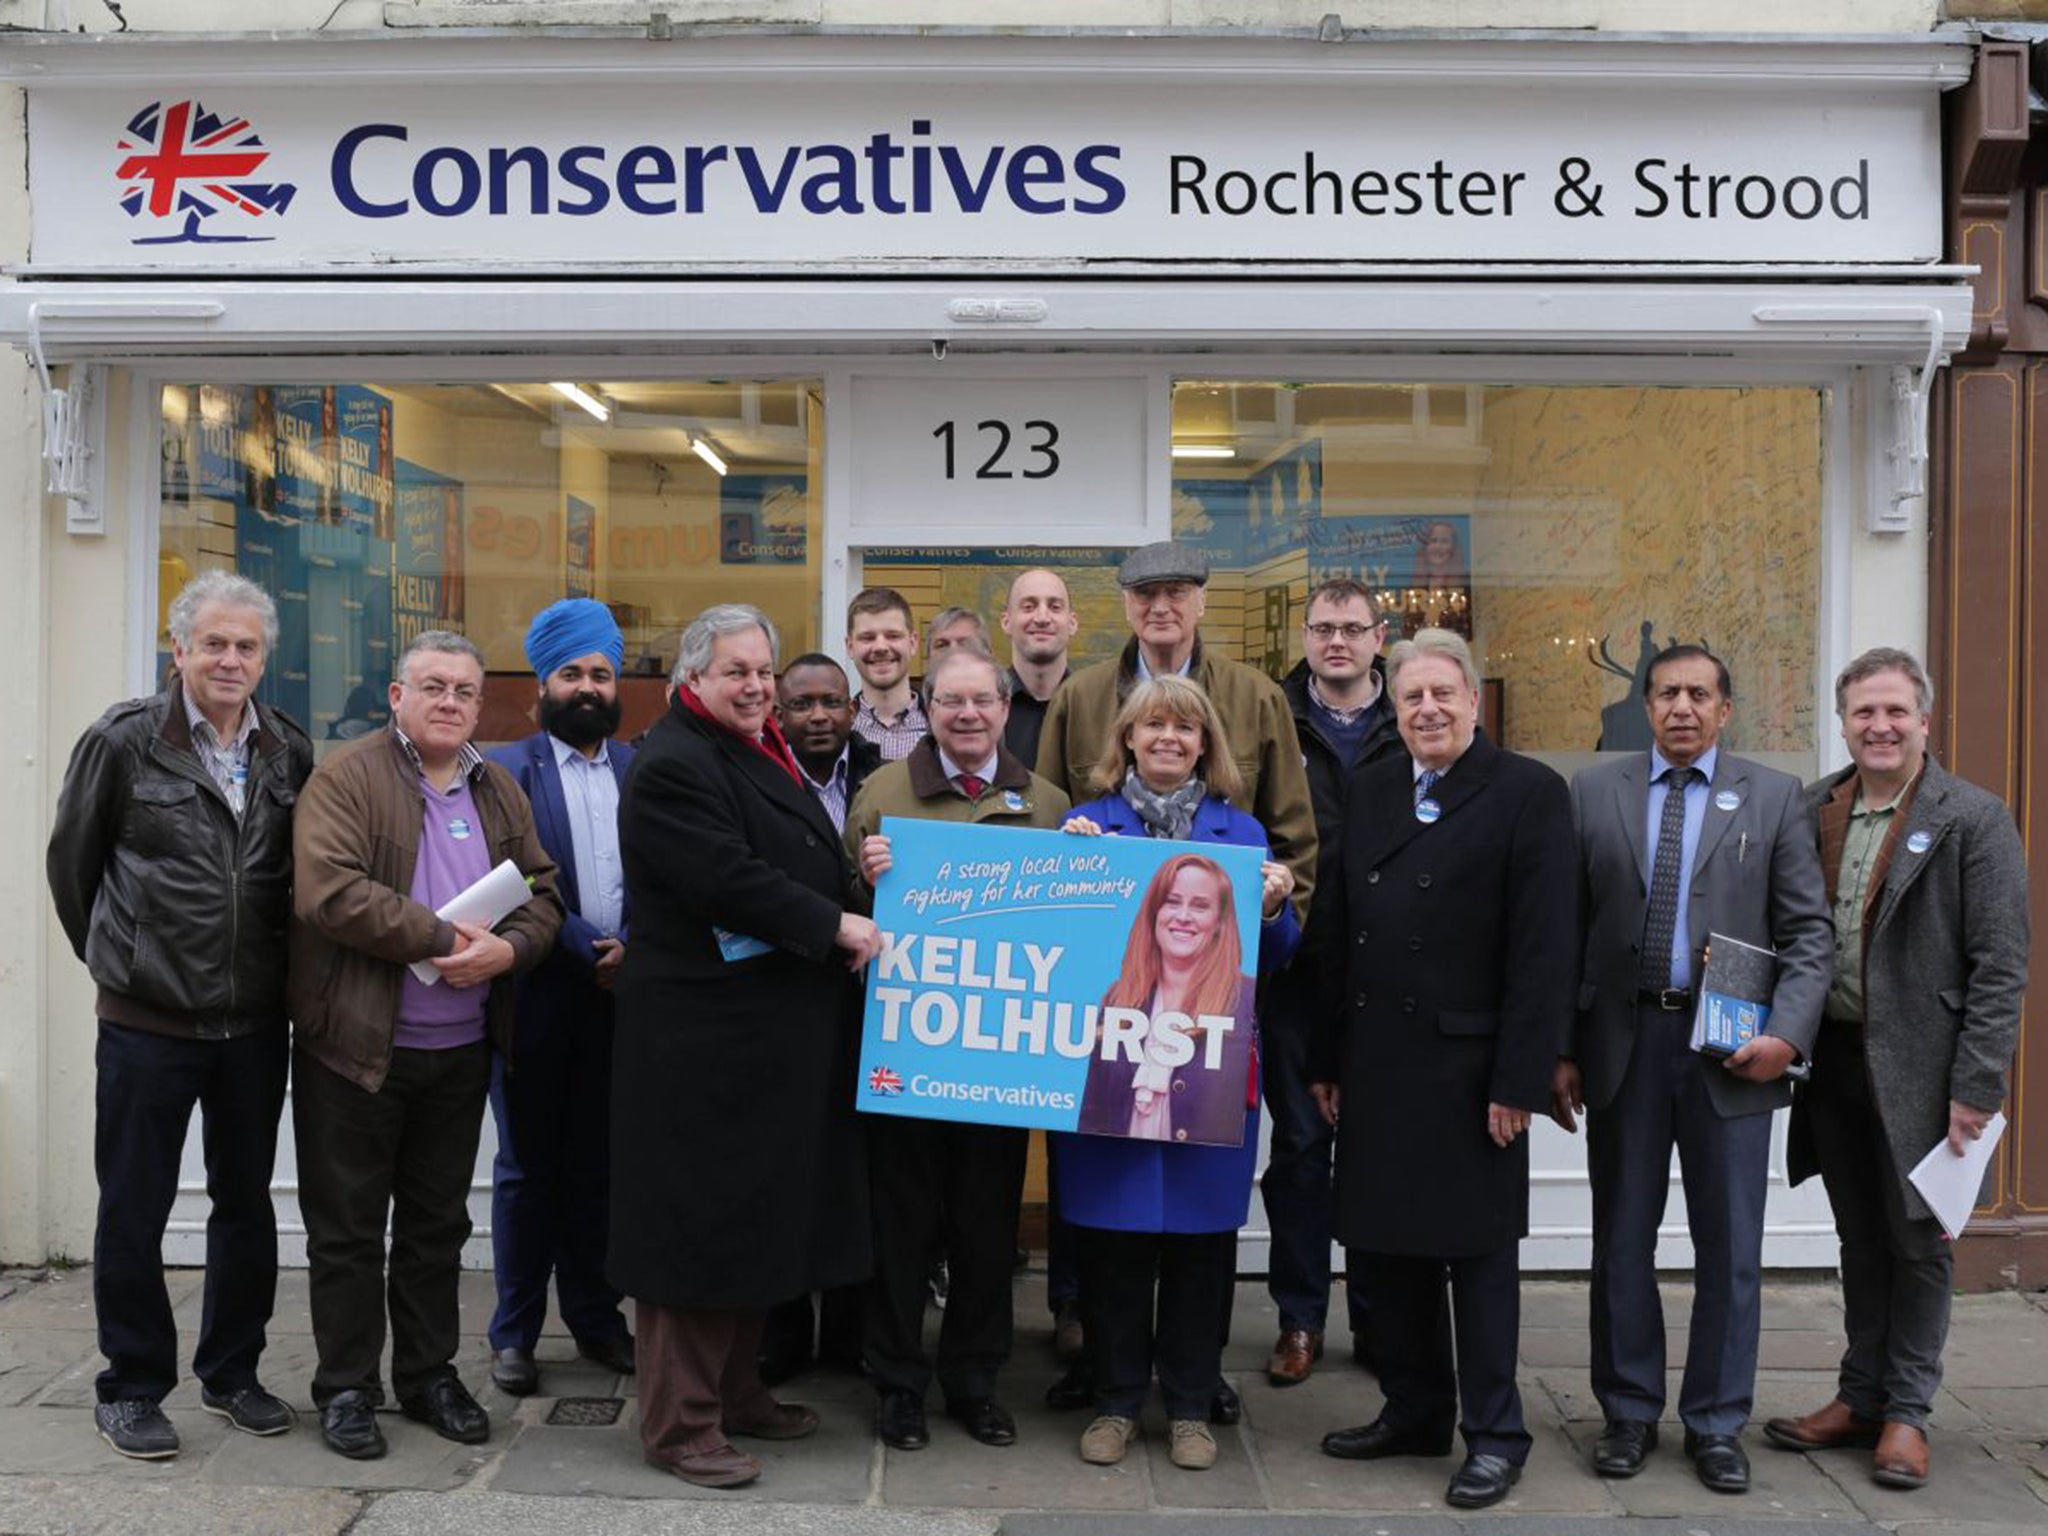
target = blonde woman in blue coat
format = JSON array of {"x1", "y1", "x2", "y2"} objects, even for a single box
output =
[{"x1": 1051, "y1": 676, "x2": 1298, "y2": 1473}]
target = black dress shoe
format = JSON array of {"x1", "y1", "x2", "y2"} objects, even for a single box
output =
[
  {"x1": 200, "y1": 1382, "x2": 296, "y2": 1436},
  {"x1": 489, "y1": 1348, "x2": 538, "y2": 1397},
  {"x1": 877, "y1": 1390, "x2": 929, "y2": 1450},
  {"x1": 1594, "y1": 1418, "x2": 1658, "y2": 1477},
  {"x1": 575, "y1": 1330, "x2": 637, "y2": 1375},
  {"x1": 1044, "y1": 1362, "x2": 1092, "y2": 1411},
  {"x1": 946, "y1": 1396, "x2": 1018, "y2": 1446},
  {"x1": 1446, "y1": 1451, "x2": 1522, "y2": 1509},
  {"x1": 400, "y1": 1376, "x2": 490, "y2": 1445},
  {"x1": 1321, "y1": 1417, "x2": 1455, "y2": 1461},
  {"x1": 1684, "y1": 1429, "x2": 1751, "y2": 1494},
  {"x1": 1208, "y1": 1379, "x2": 1241, "y2": 1426},
  {"x1": 320, "y1": 1389, "x2": 387, "y2": 1460}
]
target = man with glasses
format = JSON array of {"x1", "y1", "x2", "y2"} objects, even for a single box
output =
[
  {"x1": 1037, "y1": 542, "x2": 1314, "y2": 925},
  {"x1": 844, "y1": 646, "x2": 1071, "y2": 1454},
  {"x1": 289, "y1": 631, "x2": 562, "y2": 1461},
  {"x1": 1263, "y1": 579, "x2": 1404, "y2": 1389}
]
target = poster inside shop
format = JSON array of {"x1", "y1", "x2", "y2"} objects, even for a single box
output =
[
  {"x1": 857, "y1": 819, "x2": 1265, "y2": 1146},
  {"x1": 1307, "y1": 513, "x2": 1473, "y2": 640},
  {"x1": 160, "y1": 382, "x2": 400, "y2": 738}
]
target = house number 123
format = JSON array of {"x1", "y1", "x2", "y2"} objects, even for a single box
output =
[{"x1": 932, "y1": 419, "x2": 1061, "y2": 481}]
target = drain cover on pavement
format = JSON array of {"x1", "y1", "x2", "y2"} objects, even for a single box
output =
[{"x1": 546, "y1": 1396, "x2": 625, "y2": 1426}]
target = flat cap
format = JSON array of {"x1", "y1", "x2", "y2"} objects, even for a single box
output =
[{"x1": 1117, "y1": 541, "x2": 1210, "y2": 589}]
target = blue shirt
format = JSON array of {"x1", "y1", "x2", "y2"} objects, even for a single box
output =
[
  {"x1": 1644, "y1": 744, "x2": 1719, "y2": 990},
  {"x1": 552, "y1": 733, "x2": 624, "y2": 936}
]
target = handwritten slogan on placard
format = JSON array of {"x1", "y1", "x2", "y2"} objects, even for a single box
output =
[{"x1": 858, "y1": 819, "x2": 1265, "y2": 1146}]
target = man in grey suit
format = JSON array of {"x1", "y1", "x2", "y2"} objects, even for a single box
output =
[
  {"x1": 1552, "y1": 645, "x2": 1831, "y2": 1494},
  {"x1": 1764, "y1": 648, "x2": 2028, "y2": 1491}
]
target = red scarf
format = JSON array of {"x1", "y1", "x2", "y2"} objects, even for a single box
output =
[{"x1": 676, "y1": 684, "x2": 804, "y2": 786}]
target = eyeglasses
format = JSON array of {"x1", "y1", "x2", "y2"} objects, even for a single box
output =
[
  {"x1": 1305, "y1": 621, "x2": 1385, "y2": 641},
  {"x1": 407, "y1": 679, "x2": 482, "y2": 705},
  {"x1": 931, "y1": 693, "x2": 1002, "y2": 712}
]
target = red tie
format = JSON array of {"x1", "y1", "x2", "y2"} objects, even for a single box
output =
[{"x1": 956, "y1": 774, "x2": 986, "y2": 800}]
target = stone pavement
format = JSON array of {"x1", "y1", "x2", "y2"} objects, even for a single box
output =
[{"x1": 0, "y1": 1264, "x2": 2043, "y2": 1536}]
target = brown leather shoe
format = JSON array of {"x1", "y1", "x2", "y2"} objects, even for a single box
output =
[
  {"x1": 1762, "y1": 1397, "x2": 1882, "y2": 1451},
  {"x1": 650, "y1": 1442, "x2": 763, "y2": 1488},
  {"x1": 1266, "y1": 1329, "x2": 1324, "y2": 1387},
  {"x1": 726, "y1": 1402, "x2": 821, "y2": 1441},
  {"x1": 1872, "y1": 1421, "x2": 1929, "y2": 1489}
]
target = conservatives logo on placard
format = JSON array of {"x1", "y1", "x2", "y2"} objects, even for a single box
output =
[
  {"x1": 867, "y1": 1066, "x2": 904, "y2": 1097},
  {"x1": 116, "y1": 100, "x2": 298, "y2": 246}
]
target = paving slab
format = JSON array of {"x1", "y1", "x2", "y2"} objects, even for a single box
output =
[
  {"x1": 0, "y1": 1269, "x2": 108, "y2": 1329},
  {"x1": 0, "y1": 1478, "x2": 362, "y2": 1536},
  {"x1": 1821, "y1": 1432, "x2": 2048, "y2": 1524},
  {"x1": 490, "y1": 1416, "x2": 876, "y2": 1504},
  {"x1": 1935, "y1": 1298, "x2": 2048, "y2": 1389},
  {"x1": 349, "y1": 1490, "x2": 998, "y2": 1536},
  {"x1": 196, "y1": 1409, "x2": 494, "y2": 1492},
  {"x1": 1003, "y1": 1520, "x2": 1463, "y2": 1536},
  {"x1": 0, "y1": 1325, "x2": 99, "y2": 1408},
  {"x1": 882, "y1": 1408, "x2": 1155, "y2": 1511},
  {"x1": 1135, "y1": 1413, "x2": 1264, "y2": 1510},
  {"x1": 1940, "y1": 1385, "x2": 2048, "y2": 1436},
  {"x1": 0, "y1": 1403, "x2": 230, "y2": 1477}
]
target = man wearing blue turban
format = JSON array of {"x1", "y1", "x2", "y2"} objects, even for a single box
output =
[{"x1": 485, "y1": 598, "x2": 638, "y2": 1395}]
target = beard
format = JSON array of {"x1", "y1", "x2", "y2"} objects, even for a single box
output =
[{"x1": 540, "y1": 690, "x2": 622, "y2": 748}]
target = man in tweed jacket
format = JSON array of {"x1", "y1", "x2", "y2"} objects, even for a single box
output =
[{"x1": 1767, "y1": 648, "x2": 2029, "y2": 1491}]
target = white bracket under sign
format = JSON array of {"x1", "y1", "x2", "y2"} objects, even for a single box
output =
[{"x1": 1752, "y1": 303, "x2": 1945, "y2": 533}]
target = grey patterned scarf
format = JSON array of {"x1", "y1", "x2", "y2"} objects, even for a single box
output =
[{"x1": 1122, "y1": 768, "x2": 1207, "y2": 840}]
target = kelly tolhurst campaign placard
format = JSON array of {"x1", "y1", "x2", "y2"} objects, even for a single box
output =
[{"x1": 858, "y1": 817, "x2": 1266, "y2": 1147}]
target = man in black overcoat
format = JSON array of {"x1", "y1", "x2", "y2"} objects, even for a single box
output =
[{"x1": 1306, "y1": 628, "x2": 1575, "y2": 1511}]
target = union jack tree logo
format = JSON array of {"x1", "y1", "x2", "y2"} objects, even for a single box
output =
[
  {"x1": 116, "y1": 100, "x2": 298, "y2": 246},
  {"x1": 867, "y1": 1066, "x2": 904, "y2": 1096}
]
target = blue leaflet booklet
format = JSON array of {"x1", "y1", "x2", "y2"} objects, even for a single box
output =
[{"x1": 1690, "y1": 932, "x2": 1777, "y2": 1057}]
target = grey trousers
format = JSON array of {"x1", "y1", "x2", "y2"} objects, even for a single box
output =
[{"x1": 1805, "y1": 1021, "x2": 1953, "y2": 1428}]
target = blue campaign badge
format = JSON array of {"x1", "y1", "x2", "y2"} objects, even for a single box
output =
[
  {"x1": 448, "y1": 817, "x2": 473, "y2": 841},
  {"x1": 1714, "y1": 789, "x2": 1741, "y2": 812},
  {"x1": 1906, "y1": 830, "x2": 1933, "y2": 854},
  {"x1": 1002, "y1": 790, "x2": 1027, "y2": 813},
  {"x1": 1414, "y1": 797, "x2": 1442, "y2": 825}
]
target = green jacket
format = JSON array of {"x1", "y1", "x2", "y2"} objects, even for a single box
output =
[
  {"x1": 1035, "y1": 637, "x2": 1316, "y2": 925},
  {"x1": 845, "y1": 736, "x2": 1072, "y2": 887}
]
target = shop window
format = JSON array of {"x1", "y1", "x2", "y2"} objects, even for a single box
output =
[
  {"x1": 158, "y1": 379, "x2": 823, "y2": 749},
  {"x1": 864, "y1": 381, "x2": 1821, "y2": 775}
]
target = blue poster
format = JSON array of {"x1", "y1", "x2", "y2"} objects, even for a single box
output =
[
  {"x1": 334, "y1": 385, "x2": 393, "y2": 539},
  {"x1": 857, "y1": 820, "x2": 1264, "y2": 1145},
  {"x1": 1307, "y1": 512, "x2": 1472, "y2": 639},
  {"x1": 718, "y1": 473, "x2": 807, "y2": 564},
  {"x1": 196, "y1": 384, "x2": 239, "y2": 501},
  {"x1": 273, "y1": 385, "x2": 331, "y2": 525},
  {"x1": 392, "y1": 459, "x2": 465, "y2": 653},
  {"x1": 565, "y1": 494, "x2": 596, "y2": 596}
]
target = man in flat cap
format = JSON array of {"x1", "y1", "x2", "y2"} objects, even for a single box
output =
[
  {"x1": 1037, "y1": 541, "x2": 1315, "y2": 923},
  {"x1": 484, "y1": 598, "x2": 639, "y2": 1397}
]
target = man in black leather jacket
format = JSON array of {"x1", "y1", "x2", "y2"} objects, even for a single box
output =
[{"x1": 46, "y1": 571, "x2": 312, "y2": 1461}]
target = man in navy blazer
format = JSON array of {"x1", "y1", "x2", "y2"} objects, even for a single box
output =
[
  {"x1": 1556, "y1": 645, "x2": 1830, "y2": 1494},
  {"x1": 485, "y1": 599, "x2": 638, "y2": 1396}
]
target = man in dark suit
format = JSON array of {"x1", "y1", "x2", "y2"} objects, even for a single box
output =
[
  {"x1": 1554, "y1": 645, "x2": 1831, "y2": 1493},
  {"x1": 1308, "y1": 628, "x2": 1575, "y2": 1511},
  {"x1": 1766, "y1": 648, "x2": 2028, "y2": 1489},
  {"x1": 758, "y1": 652, "x2": 881, "y2": 1383},
  {"x1": 484, "y1": 599, "x2": 638, "y2": 1398}
]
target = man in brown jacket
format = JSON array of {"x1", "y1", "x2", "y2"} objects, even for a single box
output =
[{"x1": 290, "y1": 630, "x2": 561, "y2": 1462}]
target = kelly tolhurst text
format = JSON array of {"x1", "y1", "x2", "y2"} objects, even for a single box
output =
[{"x1": 871, "y1": 933, "x2": 1236, "y2": 1068}]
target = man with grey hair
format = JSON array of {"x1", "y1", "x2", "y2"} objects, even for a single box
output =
[
  {"x1": 49, "y1": 570, "x2": 314, "y2": 1460},
  {"x1": 289, "y1": 631, "x2": 562, "y2": 1461},
  {"x1": 925, "y1": 605, "x2": 992, "y2": 663},
  {"x1": 1764, "y1": 648, "x2": 2028, "y2": 1490}
]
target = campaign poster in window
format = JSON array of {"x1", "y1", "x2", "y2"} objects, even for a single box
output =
[
  {"x1": 1307, "y1": 513, "x2": 1473, "y2": 640},
  {"x1": 856, "y1": 820, "x2": 1265, "y2": 1146}
]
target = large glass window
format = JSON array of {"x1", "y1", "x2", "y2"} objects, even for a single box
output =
[
  {"x1": 864, "y1": 380, "x2": 1822, "y2": 776},
  {"x1": 159, "y1": 379, "x2": 822, "y2": 748}
]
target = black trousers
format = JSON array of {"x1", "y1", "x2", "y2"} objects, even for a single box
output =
[
  {"x1": 294, "y1": 1042, "x2": 490, "y2": 1406},
  {"x1": 864, "y1": 1116, "x2": 1027, "y2": 1402},
  {"x1": 1360, "y1": 1243, "x2": 1530, "y2": 1464},
  {"x1": 1078, "y1": 1226, "x2": 1236, "y2": 1420},
  {"x1": 93, "y1": 1021, "x2": 288, "y2": 1405}
]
